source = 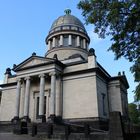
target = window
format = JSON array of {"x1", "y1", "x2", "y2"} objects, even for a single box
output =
[
  {"x1": 101, "y1": 93, "x2": 106, "y2": 116},
  {"x1": 63, "y1": 35, "x2": 68, "y2": 46},
  {"x1": 80, "y1": 38, "x2": 83, "y2": 48},
  {"x1": 72, "y1": 36, "x2": 76, "y2": 47},
  {"x1": 62, "y1": 26, "x2": 70, "y2": 30},
  {"x1": 55, "y1": 37, "x2": 60, "y2": 47}
]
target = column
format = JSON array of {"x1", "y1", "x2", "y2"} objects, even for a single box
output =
[
  {"x1": 23, "y1": 77, "x2": 31, "y2": 122},
  {"x1": 60, "y1": 35, "x2": 63, "y2": 46},
  {"x1": 12, "y1": 79, "x2": 21, "y2": 121},
  {"x1": 87, "y1": 42, "x2": 89, "y2": 50},
  {"x1": 55, "y1": 75, "x2": 62, "y2": 117},
  {"x1": 48, "y1": 40, "x2": 51, "y2": 50},
  {"x1": 46, "y1": 93, "x2": 50, "y2": 120},
  {"x1": 76, "y1": 36, "x2": 80, "y2": 47},
  {"x1": 68, "y1": 35, "x2": 72, "y2": 46},
  {"x1": 49, "y1": 72, "x2": 56, "y2": 117},
  {"x1": 38, "y1": 74, "x2": 46, "y2": 122},
  {"x1": 52, "y1": 37, "x2": 56, "y2": 48},
  {"x1": 83, "y1": 39, "x2": 86, "y2": 49},
  {"x1": 20, "y1": 80, "x2": 25, "y2": 117}
]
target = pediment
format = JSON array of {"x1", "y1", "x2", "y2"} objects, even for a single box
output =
[{"x1": 13, "y1": 56, "x2": 54, "y2": 71}]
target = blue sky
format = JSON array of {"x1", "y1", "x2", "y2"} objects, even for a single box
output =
[{"x1": 0, "y1": 0, "x2": 137, "y2": 102}]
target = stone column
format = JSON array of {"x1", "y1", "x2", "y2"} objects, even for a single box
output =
[
  {"x1": 60, "y1": 35, "x2": 63, "y2": 46},
  {"x1": 20, "y1": 81, "x2": 25, "y2": 117},
  {"x1": 76, "y1": 36, "x2": 80, "y2": 47},
  {"x1": 68, "y1": 35, "x2": 72, "y2": 46},
  {"x1": 12, "y1": 79, "x2": 21, "y2": 122},
  {"x1": 38, "y1": 74, "x2": 46, "y2": 122},
  {"x1": 55, "y1": 75, "x2": 62, "y2": 117},
  {"x1": 49, "y1": 72, "x2": 56, "y2": 118},
  {"x1": 46, "y1": 93, "x2": 50, "y2": 120},
  {"x1": 83, "y1": 39, "x2": 86, "y2": 49},
  {"x1": 23, "y1": 77, "x2": 31, "y2": 122},
  {"x1": 52, "y1": 37, "x2": 56, "y2": 48},
  {"x1": 48, "y1": 40, "x2": 51, "y2": 50}
]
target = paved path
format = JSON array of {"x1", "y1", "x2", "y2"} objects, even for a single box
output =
[{"x1": 0, "y1": 133, "x2": 39, "y2": 140}]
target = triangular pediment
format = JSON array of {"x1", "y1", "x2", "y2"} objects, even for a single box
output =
[{"x1": 13, "y1": 56, "x2": 54, "y2": 71}]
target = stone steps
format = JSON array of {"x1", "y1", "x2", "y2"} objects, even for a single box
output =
[
  {"x1": 0, "y1": 123, "x2": 15, "y2": 133},
  {"x1": 0, "y1": 132, "x2": 109, "y2": 140}
]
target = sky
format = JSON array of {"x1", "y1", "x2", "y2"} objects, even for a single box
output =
[{"x1": 0, "y1": 0, "x2": 137, "y2": 103}]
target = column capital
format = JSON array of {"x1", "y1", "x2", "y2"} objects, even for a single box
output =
[
  {"x1": 39, "y1": 73, "x2": 46, "y2": 78},
  {"x1": 49, "y1": 71, "x2": 62, "y2": 77},
  {"x1": 49, "y1": 71, "x2": 56, "y2": 76},
  {"x1": 16, "y1": 78, "x2": 22, "y2": 83},
  {"x1": 24, "y1": 76, "x2": 31, "y2": 81}
]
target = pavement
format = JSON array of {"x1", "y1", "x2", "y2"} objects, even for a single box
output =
[{"x1": 0, "y1": 133, "x2": 39, "y2": 140}]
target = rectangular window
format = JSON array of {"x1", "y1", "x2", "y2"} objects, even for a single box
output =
[
  {"x1": 36, "y1": 97, "x2": 39, "y2": 118},
  {"x1": 101, "y1": 93, "x2": 106, "y2": 116},
  {"x1": 63, "y1": 35, "x2": 68, "y2": 46},
  {"x1": 72, "y1": 36, "x2": 76, "y2": 47}
]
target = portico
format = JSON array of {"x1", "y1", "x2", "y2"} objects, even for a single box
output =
[
  {"x1": 13, "y1": 72, "x2": 62, "y2": 122},
  {"x1": 12, "y1": 55, "x2": 64, "y2": 123}
]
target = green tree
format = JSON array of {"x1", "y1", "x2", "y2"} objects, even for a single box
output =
[
  {"x1": 128, "y1": 103, "x2": 140, "y2": 124},
  {"x1": 78, "y1": 0, "x2": 140, "y2": 100}
]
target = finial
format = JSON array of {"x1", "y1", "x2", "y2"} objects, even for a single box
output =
[
  {"x1": 118, "y1": 72, "x2": 121, "y2": 76},
  {"x1": 5, "y1": 68, "x2": 12, "y2": 75},
  {"x1": 53, "y1": 54, "x2": 58, "y2": 60},
  {"x1": 122, "y1": 71, "x2": 125, "y2": 75},
  {"x1": 13, "y1": 64, "x2": 17, "y2": 69},
  {"x1": 88, "y1": 48, "x2": 96, "y2": 56},
  {"x1": 64, "y1": 9, "x2": 71, "y2": 15},
  {"x1": 32, "y1": 52, "x2": 36, "y2": 56}
]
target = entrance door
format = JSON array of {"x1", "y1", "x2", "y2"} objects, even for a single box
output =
[
  {"x1": 36, "y1": 96, "x2": 46, "y2": 119},
  {"x1": 33, "y1": 91, "x2": 50, "y2": 122}
]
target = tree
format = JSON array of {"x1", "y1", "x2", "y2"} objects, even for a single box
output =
[
  {"x1": 128, "y1": 103, "x2": 140, "y2": 124},
  {"x1": 78, "y1": 0, "x2": 140, "y2": 100}
]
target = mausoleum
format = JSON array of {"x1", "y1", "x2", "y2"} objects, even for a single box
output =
[{"x1": 0, "y1": 10, "x2": 129, "y2": 127}]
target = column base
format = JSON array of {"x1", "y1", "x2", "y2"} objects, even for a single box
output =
[
  {"x1": 38, "y1": 115, "x2": 46, "y2": 123},
  {"x1": 11, "y1": 116, "x2": 20, "y2": 123},
  {"x1": 55, "y1": 116, "x2": 62, "y2": 124},
  {"x1": 22, "y1": 116, "x2": 31, "y2": 123},
  {"x1": 48, "y1": 115, "x2": 62, "y2": 124},
  {"x1": 48, "y1": 114, "x2": 56, "y2": 123}
]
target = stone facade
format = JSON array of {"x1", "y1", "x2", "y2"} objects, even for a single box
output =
[{"x1": 0, "y1": 10, "x2": 129, "y2": 125}]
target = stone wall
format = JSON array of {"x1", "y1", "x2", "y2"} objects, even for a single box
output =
[
  {"x1": 0, "y1": 87, "x2": 16, "y2": 121},
  {"x1": 63, "y1": 72, "x2": 99, "y2": 119}
]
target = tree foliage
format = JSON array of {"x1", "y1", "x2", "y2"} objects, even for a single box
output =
[
  {"x1": 128, "y1": 103, "x2": 140, "y2": 124},
  {"x1": 78, "y1": 0, "x2": 140, "y2": 100}
]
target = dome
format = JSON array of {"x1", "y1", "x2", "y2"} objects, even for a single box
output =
[
  {"x1": 50, "y1": 14, "x2": 86, "y2": 33},
  {"x1": 45, "y1": 9, "x2": 90, "y2": 61},
  {"x1": 48, "y1": 9, "x2": 87, "y2": 35}
]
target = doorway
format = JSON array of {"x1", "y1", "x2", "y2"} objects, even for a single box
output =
[{"x1": 33, "y1": 91, "x2": 50, "y2": 122}]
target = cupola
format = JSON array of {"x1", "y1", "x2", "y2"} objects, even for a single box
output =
[{"x1": 45, "y1": 9, "x2": 90, "y2": 61}]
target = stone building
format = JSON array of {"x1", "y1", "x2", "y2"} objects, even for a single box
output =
[{"x1": 0, "y1": 10, "x2": 129, "y2": 125}]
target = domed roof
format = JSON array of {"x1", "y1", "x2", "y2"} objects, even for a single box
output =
[{"x1": 49, "y1": 9, "x2": 87, "y2": 34}]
